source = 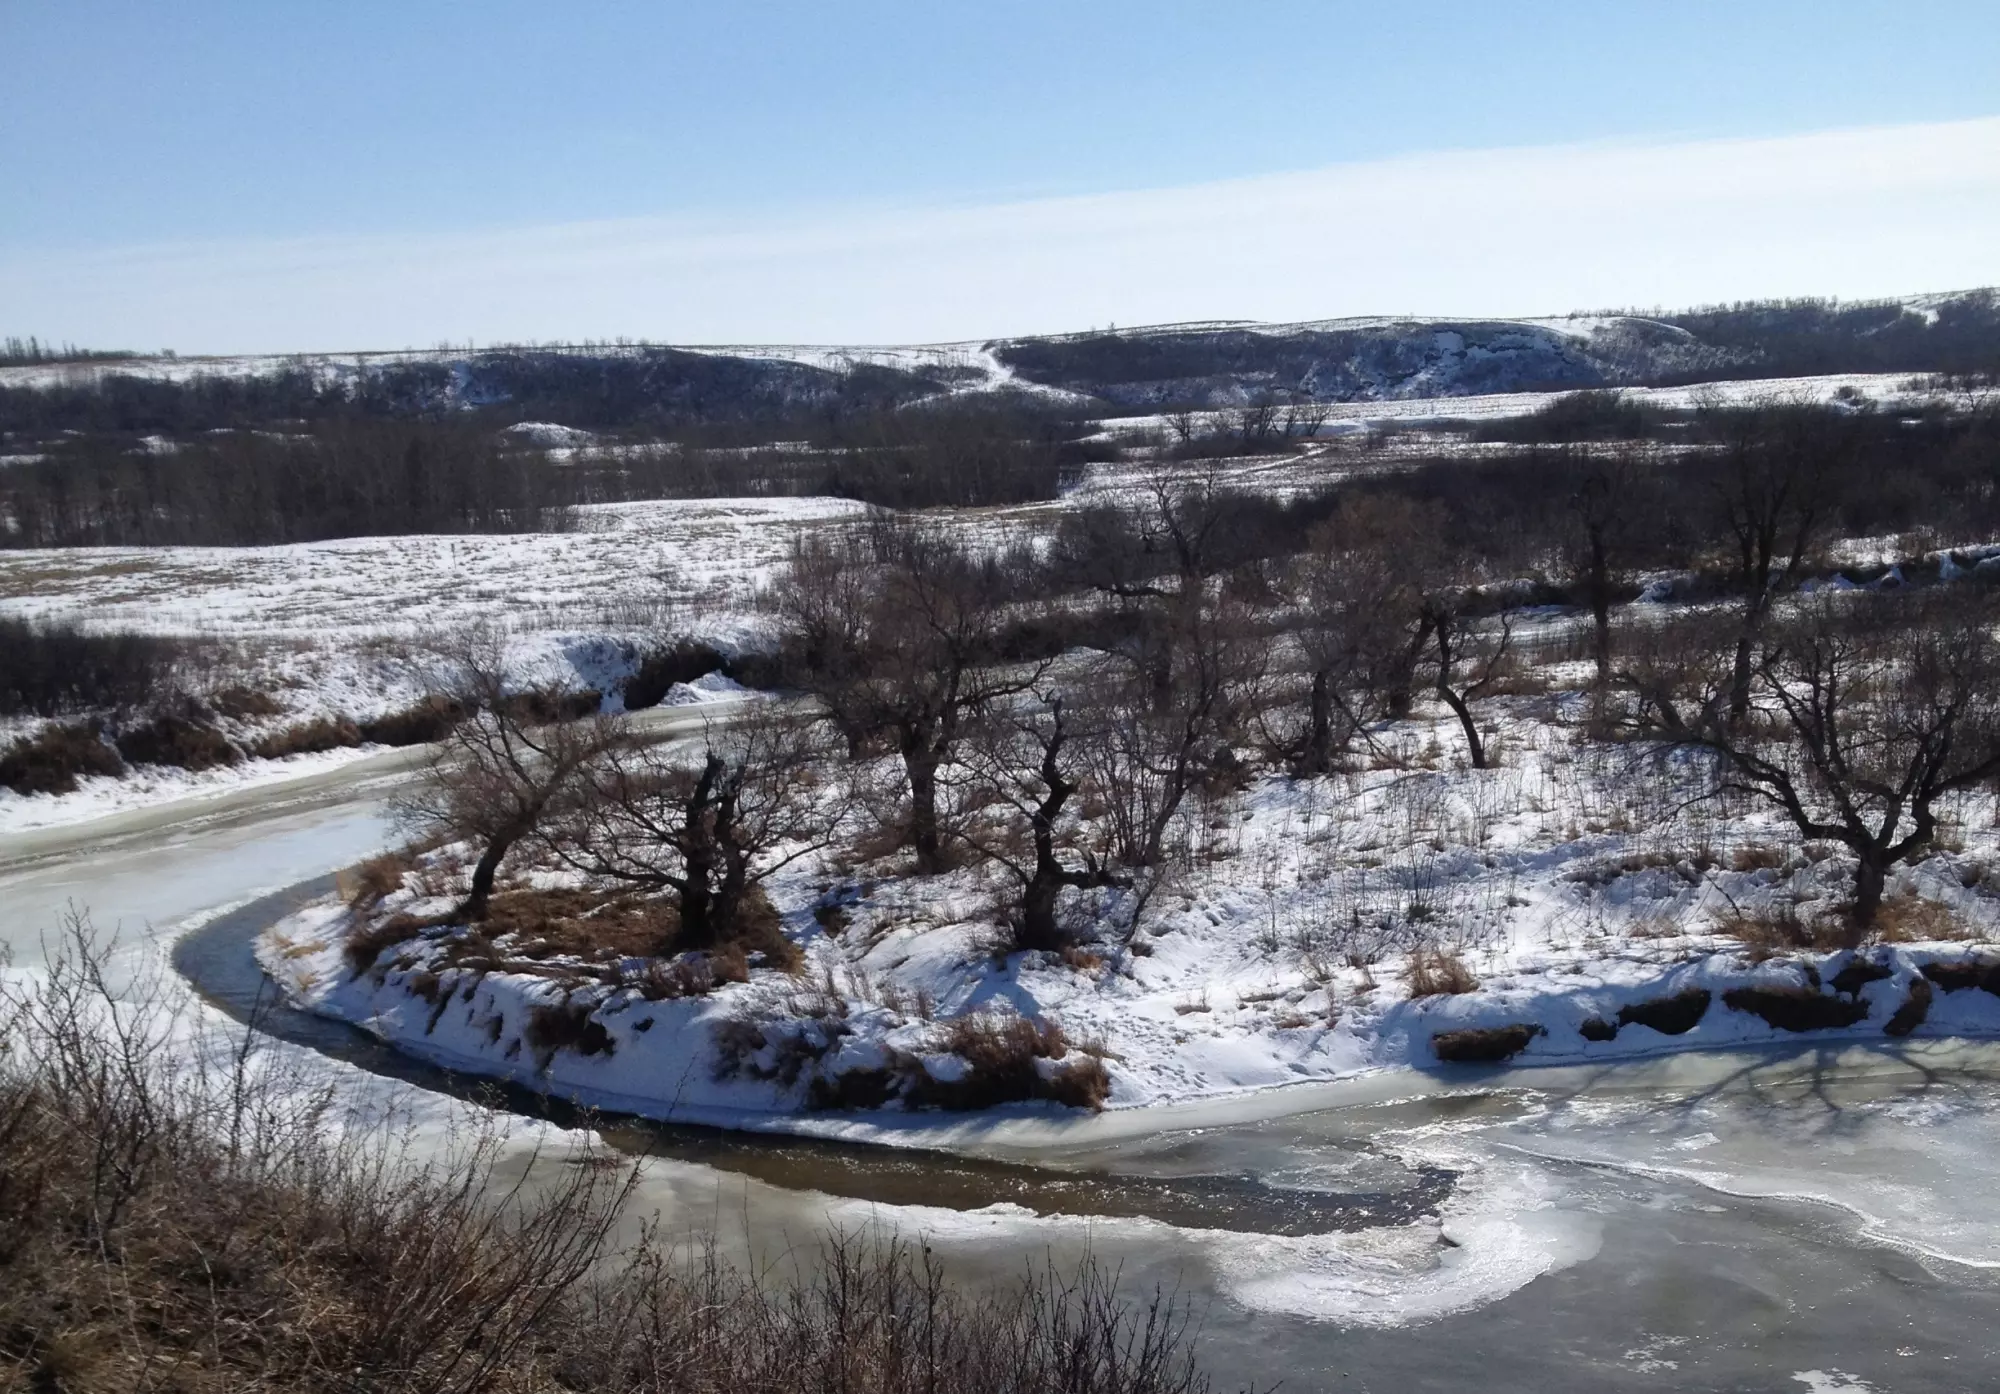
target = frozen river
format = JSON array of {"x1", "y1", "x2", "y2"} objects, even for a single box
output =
[{"x1": 5, "y1": 759, "x2": 1998, "y2": 1391}]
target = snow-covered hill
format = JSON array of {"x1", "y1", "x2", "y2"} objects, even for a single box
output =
[{"x1": 3, "y1": 288, "x2": 1993, "y2": 420}]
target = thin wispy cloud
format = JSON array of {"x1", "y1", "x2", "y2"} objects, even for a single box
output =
[{"x1": 7, "y1": 117, "x2": 1998, "y2": 353}]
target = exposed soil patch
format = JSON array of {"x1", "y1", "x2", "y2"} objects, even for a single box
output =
[
  {"x1": 1721, "y1": 985, "x2": 1869, "y2": 1033},
  {"x1": 1920, "y1": 957, "x2": 2000, "y2": 996},
  {"x1": 1432, "y1": 1024, "x2": 1544, "y2": 1063},
  {"x1": 526, "y1": 998, "x2": 615, "y2": 1061},
  {"x1": 1885, "y1": 977, "x2": 1934, "y2": 1037},
  {"x1": 1828, "y1": 955, "x2": 1894, "y2": 998},
  {"x1": 1616, "y1": 986, "x2": 1711, "y2": 1036}
]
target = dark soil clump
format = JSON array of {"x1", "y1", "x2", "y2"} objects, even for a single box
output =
[
  {"x1": 1829, "y1": 956, "x2": 1894, "y2": 998},
  {"x1": 1616, "y1": 986, "x2": 1711, "y2": 1036},
  {"x1": 1722, "y1": 985, "x2": 1869, "y2": 1033},
  {"x1": 1920, "y1": 957, "x2": 2000, "y2": 996},
  {"x1": 1432, "y1": 1024, "x2": 1544, "y2": 1063},
  {"x1": 1884, "y1": 977, "x2": 1934, "y2": 1037}
]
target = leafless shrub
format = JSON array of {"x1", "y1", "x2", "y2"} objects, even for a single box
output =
[
  {"x1": 358, "y1": 693, "x2": 470, "y2": 746},
  {"x1": 0, "y1": 721, "x2": 123, "y2": 795},
  {"x1": 115, "y1": 707, "x2": 240, "y2": 770},
  {"x1": 253, "y1": 714, "x2": 363, "y2": 759}
]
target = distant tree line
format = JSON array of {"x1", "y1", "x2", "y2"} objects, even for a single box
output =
[
  {"x1": 0, "y1": 337, "x2": 140, "y2": 367},
  {"x1": 0, "y1": 346, "x2": 957, "y2": 438},
  {"x1": 0, "y1": 397, "x2": 1116, "y2": 546},
  {"x1": 1660, "y1": 292, "x2": 2000, "y2": 380},
  {"x1": 0, "y1": 419, "x2": 574, "y2": 546}
]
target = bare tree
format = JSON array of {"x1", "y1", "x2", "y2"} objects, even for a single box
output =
[
  {"x1": 1556, "y1": 447, "x2": 1655, "y2": 688},
  {"x1": 1623, "y1": 592, "x2": 2000, "y2": 937},
  {"x1": 965, "y1": 694, "x2": 1129, "y2": 952},
  {"x1": 547, "y1": 713, "x2": 840, "y2": 948},
  {"x1": 1424, "y1": 591, "x2": 1516, "y2": 770},
  {"x1": 1282, "y1": 401, "x2": 1332, "y2": 441},
  {"x1": 1235, "y1": 397, "x2": 1281, "y2": 450},
  {"x1": 1701, "y1": 401, "x2": 1836, "y2": 723},
  {"x1": 1089, "y1": 589, "x2": 1259, "y2": 868},
  {"x1": 393, "y1": 637, "x2": 622, "y2": 921},
  {"x1": 1271, "y1": 499, "x2": 1439, "y2": 774},
  {"x1": 772, "y1": 522, "x2": 1047, "y2": 872}
]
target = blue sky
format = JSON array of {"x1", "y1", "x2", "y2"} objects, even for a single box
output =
[{"x1": 4, "y1": 1, "x2": 1999, "y2": 351}]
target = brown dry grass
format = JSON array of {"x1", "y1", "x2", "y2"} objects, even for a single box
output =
[
  {"x1": 1713, "y1": 894, "x2": 1980, "y2": 955},
  {"x1": 1872, "y1": 894, "x2": 1981, "y2": 943},
  {"x1": 1403, "y1": 947, "x2": 1478, "y2": 998},
  {"x1": 340, "y1": 849, "x2": 413, "y2": 912},
  {"x1": 1729, "y1": 842, "x2": 1788, "y2": 873},
  {"x1": 909, "y1": 1011, "x2": 1112, "y2": 1112},
  {"x1": 481, "y1": 886, "x2": 680, "y2": 961},
  {"x1": 344, "y1": 910, "x2": 436, "y2": 975},
  {"x1": 1709, "y1": 901, "x2": 1842, "y2": 957},
  {"x1": 1, "y1": 920, "x2": 1224, "y2": 1394},
  {"x1": 208, "y1": 683, "x2": 283, "y2": 719}
]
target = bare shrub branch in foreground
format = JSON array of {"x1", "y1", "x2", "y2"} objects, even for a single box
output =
[{"x1": 0, "y1": 915, "x2": 1241, "y2": 1393}]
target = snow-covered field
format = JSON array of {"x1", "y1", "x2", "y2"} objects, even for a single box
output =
[
  {"x1": 0, "y1": 495, "x2": 866, "y2": 639},
  {"x1": 0, "y1": 495, "x2": 858, "y2": 833},
  {"x1": 1100, "y1": 370, "x2": 1944, "y2": 442}
]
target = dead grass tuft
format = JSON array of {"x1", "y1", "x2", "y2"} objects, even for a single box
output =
[
  {"x1": 1403, "y1": 947, "x2": 1479, "y2": 998},
  {"x1": 1730, "y1": 842, "x2": 1787, "y2": 873},
  {"x1": 632, "y1": 944, "x2": 751, "y2": 1000},
  {"x1": 341, "y1": 850, "x2": 413, "y2": 912},
  {"x1": 903, "y1": 1011, "x2": 1112, "y2": 1112},
  {"x1": 1872, "y1": 895, "x2": 1978, "y2": 943},
  {"x1": 344, "y1": 912, "x2": 431, "y2": 976},
  {"x1": 478, "y1": 887, "x2": 681, "y2": 961},
  {"x1": 1710, "y1": 901, "x2": 1840, "y2": 957}
]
